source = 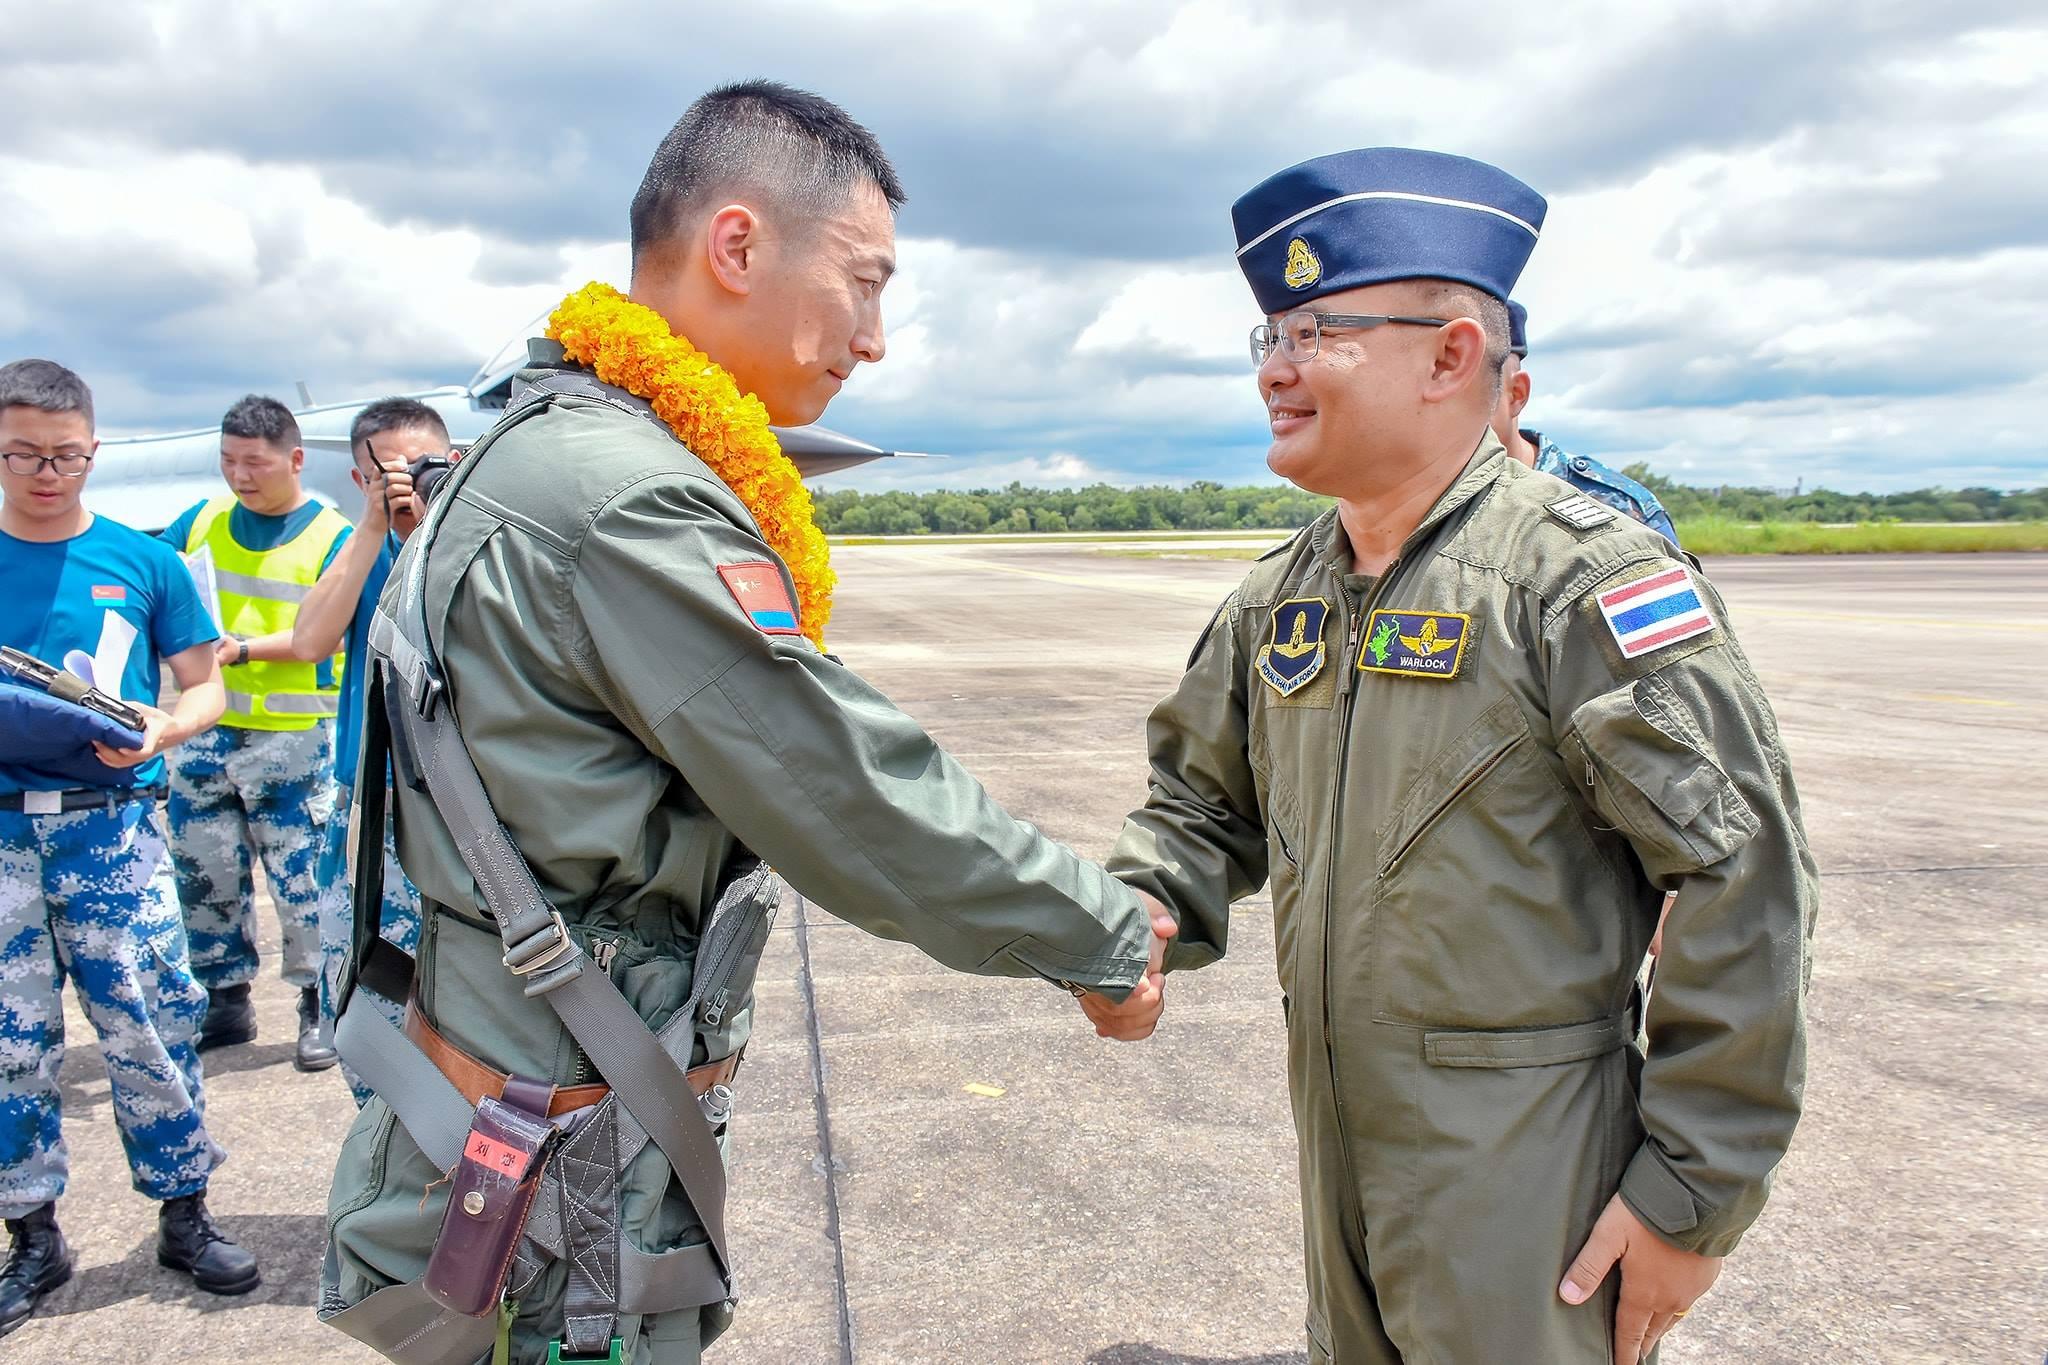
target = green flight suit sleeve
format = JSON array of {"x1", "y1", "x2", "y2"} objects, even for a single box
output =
[
  {"x1": 1106, "y1": 591, "x2": 1267, "y2": 972},
  {"x1": 570, "y1": 474, "x2": 1151, "y2": 996},
  {"x1": 1548, "y1": 561, "x2": 1819, "y2": 1258}
]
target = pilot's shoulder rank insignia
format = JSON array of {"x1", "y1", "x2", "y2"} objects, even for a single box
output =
[
  {"x1": 1357, "y1": 609, "x2": 1471, "y2": 680},
  {"x1": 1257, "y1": 597, "x2": 1330, "y2": 697},
  {"x1": 1547, "y1": 494, "x2": 1616, "y2": 531}
]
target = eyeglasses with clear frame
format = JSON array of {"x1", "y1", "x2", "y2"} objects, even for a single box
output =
[
  {"x1": 1249, "y1": 309, "x2": 1453, "y2": 367},
  {"x1": 2, "y1": 451, "x2": 93, "y2": 477}
]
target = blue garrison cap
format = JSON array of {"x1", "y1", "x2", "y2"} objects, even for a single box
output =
[
  {"x1": 1507, "y1": 300, "x2": 1529, "y2": 356},
  {"x1": 1232, "y1": 148, "x2": 1546, "y2": 317}
]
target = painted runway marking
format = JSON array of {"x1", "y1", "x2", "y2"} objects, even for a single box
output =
[{"x1": 1906, "y1": 693, "x2": 2021, "y2": 708}]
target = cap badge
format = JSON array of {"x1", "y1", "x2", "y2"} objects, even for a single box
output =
[{"x1": 1283, "y1": 237, "x2": 1321, "y2": 290}]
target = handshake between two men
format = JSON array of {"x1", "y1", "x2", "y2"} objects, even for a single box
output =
[{"x1": 1074, "y1": 890, "x2": 1179, "y2": 1042}]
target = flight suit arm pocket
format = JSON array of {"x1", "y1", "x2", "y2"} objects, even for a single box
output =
[
  {"x1": 1422, "y1": 1015, "x2": 1626, "y2": 1069},
  {"x1": 1561, "y1": 672, "x2": 1759, "y2": 884}
]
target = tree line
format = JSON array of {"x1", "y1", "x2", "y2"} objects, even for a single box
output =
[{"x1": 812, "y1": 473, "x2": 2048, "y2": 536}]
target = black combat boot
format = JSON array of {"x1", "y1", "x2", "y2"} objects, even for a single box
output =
[
  {"x1": 0, "y1": 1203, "x2": 73, "y2": 1338},
  {"x1": 293, "y1": 985, "x2": 338, "y2": 1072},
  {"x1": 156, "y1": 1192, "x2": 261, "y2": 1295},
  {"x1": 195, "y1": 983, "x2": 256, "y2": 1052}
]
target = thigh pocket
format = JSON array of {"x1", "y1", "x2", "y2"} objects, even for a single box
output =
[
  {"x1": 1422, "y1": 1015, "x2": 1627, "y2": 1069},
  {"x1": 326, "y1": 1102, "x2": 445, "y2": 1305}
]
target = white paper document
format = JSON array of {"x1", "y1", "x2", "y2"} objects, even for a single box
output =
[
  {"x1": 59, "y1": 610, "x2": 139, "y2": 702},
  {"x1": 183, "y1": 546, "x2": 225, "y2": 635}
]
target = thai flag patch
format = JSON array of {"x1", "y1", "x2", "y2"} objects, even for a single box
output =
[
  {"x1": 717, "y1": 562, "x2": 801, "y2": 636},
  {"x1": 1596, "y1": 566, "x2": 1715, "y2": 658}
]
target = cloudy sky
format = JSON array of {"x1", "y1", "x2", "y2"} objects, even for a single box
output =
[{"x1": 4, "y1": 0, "x2": 2043, "y2": 493}]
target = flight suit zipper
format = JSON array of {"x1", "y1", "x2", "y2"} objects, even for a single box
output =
[
  {"x1": 1321, "y1": 559, "x2": 1398, "y2": 1249},
  {"x1": 570, "y1": 934, "x2": 622, "y2": 1086}
]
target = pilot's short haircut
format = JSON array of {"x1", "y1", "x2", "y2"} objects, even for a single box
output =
[
  {"x1": 221, "y1": 394, "x2": 301, "y2": 450},
  {"x1": 0, "y1": 358, "x2": 94, "y2": 432},
  {"x1": 350, "y1": 397, "x2": 449, "y2": 457},
  {"x1": 629, "y1": 79, "x2": 907, "y2": 261}
]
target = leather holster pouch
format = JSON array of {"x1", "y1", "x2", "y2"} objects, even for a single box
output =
[{"x1": 423, "y1": 1086, "x2": 557, "y2": 1317}]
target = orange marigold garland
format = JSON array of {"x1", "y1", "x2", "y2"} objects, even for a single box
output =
[{"x1": 546, "y1": 281, "x2": 836, "y2": 649}]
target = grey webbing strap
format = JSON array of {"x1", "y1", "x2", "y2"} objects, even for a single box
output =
[
  {"x1": 334, "y1": 998, "x2": 468, "y2": 1171},
  {"x1": 556, "y1": 1099, "x2": 622, "y2": 1353}
]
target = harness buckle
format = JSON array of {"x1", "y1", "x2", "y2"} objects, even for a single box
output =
[
  {"x1": 502, "y1": 909, "x2": 577, "y2": 978},
  {"x1": 415, "y1": 672, "x2": 444, "y2": 722},
  {"x1": 546, "y1": 1337, "x2": 623, "y2": 1364}
]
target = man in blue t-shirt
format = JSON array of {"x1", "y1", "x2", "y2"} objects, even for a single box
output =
[
  {"x1": 158, "y1": 396, "x2": 351, "y2": 1070},
  {"x1": 1493, "y1": 300, "x2": 1681, "y2": 545},
  {"x1": 291, "y1": 398, "x2": 447, "y2": 1105},
  {"x1": 0, "y1": 359, "x2": 262, "y2": 1336}
]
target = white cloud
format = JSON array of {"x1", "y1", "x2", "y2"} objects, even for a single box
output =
[{"x1": 0, "y1": 0, "x2": 2042, "y2": 492}]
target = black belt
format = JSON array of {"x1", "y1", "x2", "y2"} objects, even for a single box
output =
[{"x1": 0, "y1": 784, "x2": 167, "y2": 814}]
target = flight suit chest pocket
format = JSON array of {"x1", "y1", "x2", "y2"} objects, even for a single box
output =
[
  {"x1": 1376, "y1": 696, "x2": 1530, "y2": 880},
  {"x1": 1371, "y1": 697, "x2": 1622, "y2": 1029}
]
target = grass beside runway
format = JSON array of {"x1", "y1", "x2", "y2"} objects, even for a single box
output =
[
  {"x1": 1095, "y1": 520, "x2": 2048, "y2": 559},
  {"x1": 1674, "y1": 518, "x2": 2048, "y2": 554}
]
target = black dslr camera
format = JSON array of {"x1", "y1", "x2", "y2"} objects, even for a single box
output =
[{"x1": 406, "y1": 452, "x2": 456, "y2": 507}]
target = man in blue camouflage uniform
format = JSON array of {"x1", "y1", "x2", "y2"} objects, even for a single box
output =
[
  {"x1": 1494, "y1": 300, "x2": 1680, "y2": 544},
  {"x1": 0, "y1": 359, "x2": 261, "y2": 1338},
  {"x1": 159, "y1": 395, "x2": 349, "y2": 1069},
  {"x1": 291, "y1": 398, "x2": 445, "y2": 1104}
]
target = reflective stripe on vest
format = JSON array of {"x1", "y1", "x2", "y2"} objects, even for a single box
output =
[
  {"x1": 186, "y1": 495, "x2": 350, "y2": 731},
  {"x1": 222, "y1": 687, "x2": 340, "y2": 718}
]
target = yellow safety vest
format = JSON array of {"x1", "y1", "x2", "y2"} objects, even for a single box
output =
[{"x1": 184, "y1": 495, "x2": 350, "y2": 731}]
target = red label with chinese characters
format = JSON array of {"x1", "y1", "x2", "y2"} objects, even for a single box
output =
[{"x1": 463, "y1": 1130, "x2": 533, "y2": 1181}]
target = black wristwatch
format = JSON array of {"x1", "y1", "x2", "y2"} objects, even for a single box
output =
[{"x1": 234, "y1": 637, "x2": 250, "y2": 666}]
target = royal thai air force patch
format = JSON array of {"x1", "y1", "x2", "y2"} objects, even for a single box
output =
[{"x1": 1258, "y1": 598, "x2": 1330, "y2": 697}]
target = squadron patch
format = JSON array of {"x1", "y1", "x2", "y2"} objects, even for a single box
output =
[
  {"x1": 1257, "y1": 598, "x2": 1330, "y2": 697},
  {"x1": 1283, "y1": 237, "x2": 1322, "y2": 290},
  {"x1": 1547, "y1": 494, "x2": 1616, "y2": 531},
  {"x1": 1356, "y1": 610, "x2": 1471, "y2": 680},
  {"x1": 1596, "y1": 566, "x2": 1714, "y2": 658},
  {"x1": 717, "y1": 561, "x2": 802, "y2": 637}
]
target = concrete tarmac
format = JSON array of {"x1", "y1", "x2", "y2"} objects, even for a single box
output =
[{"x1": 15, "y1": 545, "x2": 2045, "y2": 1363}]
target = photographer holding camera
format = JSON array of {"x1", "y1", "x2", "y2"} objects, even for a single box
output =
[{"x1": 291, "y1": 397, "x2": 455, "y2": 1102}]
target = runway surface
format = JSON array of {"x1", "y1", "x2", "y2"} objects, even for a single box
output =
[{"x1": 22, "y1": 545, "x2": 2045, "y2": 1363}]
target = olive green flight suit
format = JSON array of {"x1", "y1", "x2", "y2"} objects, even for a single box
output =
[
  {"x1": 324, "y1": 351, "x2": 1151, "y2": 1363},
  {"x1": 1111, "y1": 436, "x2": 1818, "y2": 1363}
]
